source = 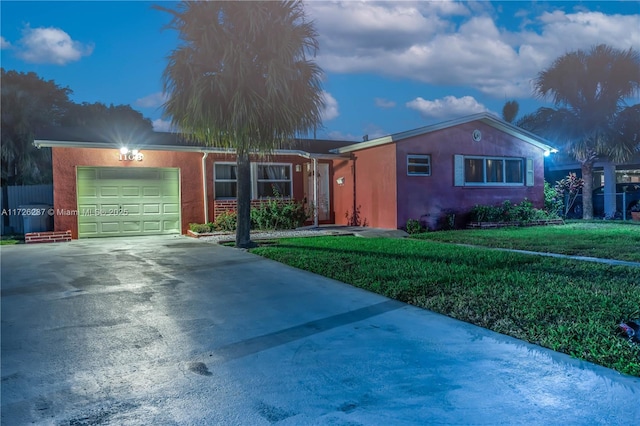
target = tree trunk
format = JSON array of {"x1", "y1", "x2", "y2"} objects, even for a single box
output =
[
  {"x1": 581, "y1": 161, "x2": 594, "y2": 220},
  {"x1": 235, "y1": 151, "x2": 253, "y2": 248}
]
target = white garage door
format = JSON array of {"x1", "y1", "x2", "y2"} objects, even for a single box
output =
[{"x1": 77, "y1": 167, "x2": 181, "y2": 238}]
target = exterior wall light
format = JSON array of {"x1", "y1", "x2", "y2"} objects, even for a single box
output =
[
  {"x1": 336, "y1": 177, "x2": 345, "y2": 186},
  {"x1": 120, "y1": 147, "x2": 129, "y2": 155}
]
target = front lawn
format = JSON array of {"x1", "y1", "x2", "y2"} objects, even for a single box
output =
[
  {"x1": 251, "y1": 235, "x2": 640, "y2": 376},
  {"x1": 415, "y1": 222, "x2": 640, "y2": 262}
]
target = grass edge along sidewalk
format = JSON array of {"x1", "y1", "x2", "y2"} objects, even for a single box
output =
[
  {"x1": 250, "y1": 236, "x2": 640, "y2": 377},
  {"x1": 415, "y1": 221, "x2": 640, "y2": 263}
]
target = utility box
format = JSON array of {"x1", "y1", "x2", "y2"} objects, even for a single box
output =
[{"x1": 19, "y1": 204, "x2": 53, "y2": 234}]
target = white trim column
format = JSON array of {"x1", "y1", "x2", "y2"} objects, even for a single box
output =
[{"x1": 313, "y1": 158, "x2": 319, "y2": 228}]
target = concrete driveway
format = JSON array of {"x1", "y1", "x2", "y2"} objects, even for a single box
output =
[{"x1": 1, "y1": 235, "x2": 639, "y2": 425}]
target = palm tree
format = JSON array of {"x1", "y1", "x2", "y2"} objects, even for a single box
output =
[
  {"x1": 501, "y1": 100, "x2": 519, "y2": 123},
  {"x1": 156, "y1": 1, "x2": 324, "y2": 247},
  {"x1": 523, "y1": 45, "x2": 640, "y2": 219}
]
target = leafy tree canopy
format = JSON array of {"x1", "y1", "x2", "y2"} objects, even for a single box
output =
[{"x1": 1, "y1": 68, "x2": 153, "y2": 185}]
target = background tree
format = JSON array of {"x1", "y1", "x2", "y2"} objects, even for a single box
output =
[
  {"x1": 157, "y1": 1, "x2": 324, "y2": 247},
  {"x1": 501, "y1": 100, "x2": 519, "y2": 123},
  {"x1": 519, "y1": 45, "x2": 640, "y2": 219},
  {"x1": 1, "y1": 69, "x2": 71, "y2": 184},
  {"x1": 1, "y1": 69, "x2": 155, "y2": 185},
  {"x1": 62, "y1": 102, "x2": 154, "y2": 144}
]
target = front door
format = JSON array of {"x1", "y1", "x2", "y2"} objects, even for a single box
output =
[{"x1": 304, "y1": 163, "x2": 330, "y2": 222}]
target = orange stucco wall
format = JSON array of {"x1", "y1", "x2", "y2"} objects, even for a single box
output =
[
  {"x1": 332, "y1": 144, "x2": 397, "y2": 228},
  {"x1": 52, "y1": 147, "x2": 206, "y2": 238},
  {"x1": 52, "y1": 148, "x2": 330, "y2": 238}
]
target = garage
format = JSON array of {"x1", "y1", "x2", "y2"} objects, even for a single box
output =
[{"x1": 76, "y1": 167, "x2": 180, "y2": 238}]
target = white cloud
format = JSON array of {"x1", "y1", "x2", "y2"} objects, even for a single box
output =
[
  {"x1": 152, "y1": 119, "x2": 174, "y2": 132},
  {"x1": 16, "y1": 25, "x2": 93, "y2": 65},
  {"x1": 135, "y1": 92, "x2": 168, "y2": 108},
  {"x1": 0, "y1": 36, "x2": 10, "y2": 49},
  {"x1": 321, "y1": 91, "x2": 339, "y2": 121},
  {"x1": 374, "y1": 98, "x2": 396, "y2": 109},
  {"x1": 406, "y1": 96, "x2": 489, "y2": 120},
  {"x1": 308, "y1": 3, "x2": 640, "y2": 99}
]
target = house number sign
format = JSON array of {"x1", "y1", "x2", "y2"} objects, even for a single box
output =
[{"x1": 118, "y1": 150, "x2": 144, "y2": 161}]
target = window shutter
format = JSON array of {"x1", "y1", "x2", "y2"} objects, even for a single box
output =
[
  {"x1": 525, "y1": 158, "x2": 534, "y2": 186},
  {"x1": 454, "y1": 155, "x2": 464, "y2": 186}
]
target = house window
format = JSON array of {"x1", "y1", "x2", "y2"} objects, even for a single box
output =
[
  {"x1": 407, "y1": 155, "x2": 431, "y2": 176},
  {"x1": 456, "y1": 156, "x2": 528, "y2": 186},
  {"x1": 214, "y1": 163, "x2": 237, "y2": 198},
  {"x1": 214, "y1": 162, "x2": 293, "y2": 199},
  {"x1": 255, "y1": 164, "x2": 292, "y2": 198}
]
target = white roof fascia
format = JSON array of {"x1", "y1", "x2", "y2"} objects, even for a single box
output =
[{"x1": 33, "y1": 140, "x2": 346, "y2": 159}]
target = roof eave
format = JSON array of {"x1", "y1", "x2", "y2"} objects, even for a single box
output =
[{"x1": 33, "y1": 139, "x2": 347, "y2": 159}]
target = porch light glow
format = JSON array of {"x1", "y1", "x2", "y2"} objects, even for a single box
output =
[
  {"x1": 544, "y1": 150, "x2": 551, "y2": 157},
  {"x1": 120, "y1": 147, "x2": 129, "y2": 155}
]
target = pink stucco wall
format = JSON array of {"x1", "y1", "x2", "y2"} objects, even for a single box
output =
[{"x1": 395, "y1": 120, "x2": 546, "y2": 229}]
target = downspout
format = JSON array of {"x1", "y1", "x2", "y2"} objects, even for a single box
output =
[
  {"x1": 202, "y1": 152, "x2": 209, "y2": 224},
  {"x1": 313, "y1": 157, "x2": 319, "y2": 228}
]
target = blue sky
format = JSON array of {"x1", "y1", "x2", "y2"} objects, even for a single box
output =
[{"x1": 2, "y1": 1, "x2": 639, "y2": 141}]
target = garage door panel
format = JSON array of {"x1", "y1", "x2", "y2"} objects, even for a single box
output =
[
  {"x1": 143, "y1": 187, "x2": 161, "y2": 197},
  {"x1": 100, "y1": 186, "x2": 119, "y2": 197},
  {"x1": 121, "y1": 221, "x2": 142, "y2": 232},
  {"x1": 143, "y1": 221, "x2": 161, "y2": 232},
  {"x1": 142, "y1": 204, "x2": 160, "y2": 214},
  {"x1": 78, "y1": 222, "x2": 98, "y2": 235},
  {"x1": 99, "y1": 203, "x2": 120, "y2": 211},
  {"x1": 78, "y1": 186, "x2": 98, "y2": 198},
  {"x1": 122, "y1": 186, "x2": 141, "y2": 197},
  {"x1": 122, "y1": 204, "x2": 140, "y2": 214},
  {"x1": 77, "y1": 167, "x2": 181, "y2": 238},
  {"x1": 163, "y1": 219, "x2": 180, "y2": 232},
  {"x1": 99, "y1": 222, "x2": 121, "y2": 233},
  {"x1": 163, "y1": 204, "x2": 179, "y2": 214},
  {"x1": 77, "y1": 168, "x2": 98, "y2": 180}
]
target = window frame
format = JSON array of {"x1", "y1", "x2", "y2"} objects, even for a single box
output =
[
  {"x1": 214, "y1": 162, "x2": 238, "y2": 199},
  {"x1": 253, "y1": 163, "x2": 293, "y2": 199},
  {"x1": 407, "y1": 154, "x2": 432, "y2": 176},
  {"x1": 462, "y1": 156, "x2": 525, "y2": 186},
  {"x1": 214, "y1": 161, "x2": 294, "y2": 200}
]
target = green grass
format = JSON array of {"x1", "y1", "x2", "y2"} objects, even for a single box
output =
[
  {"x1": 0, "y1": 235, "x2": 23, "y2": 245},
  {"x1": 414, "y1": 222, "x2": 640, "y2": 262},
  {"x1": 250, "y1": 235, "x2": 640, "y2": 376}
]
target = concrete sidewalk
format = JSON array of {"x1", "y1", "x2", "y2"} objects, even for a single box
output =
[{"x1": 1, "y1": 235, "x2": 639, "y2": 425}]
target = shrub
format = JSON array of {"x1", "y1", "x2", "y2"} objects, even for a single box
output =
[
  {"x1": 555, "y1": 173, "x2": 584, "y2": 217},
  {"x1": 345, "y1": 205, "x2": 368, "y2": 227},
  {"x1": 405, "y1": 218, "x2": 423, "y2": 235},
  {"x1": 212, "y1": 210, "x2": 238, "y2": 231},
  {"x1": 544, "y1": 180, "x2": 564, "y2": 216},
  {"x1": 189, "y1": 223, "x2": 212, "y2": 233},
  {"x1": 470, "y1": 199, "x2": 558, "y2": 223},
  {"x1": 251, "y1": 198, "x2": 309, "y2": 230}
]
